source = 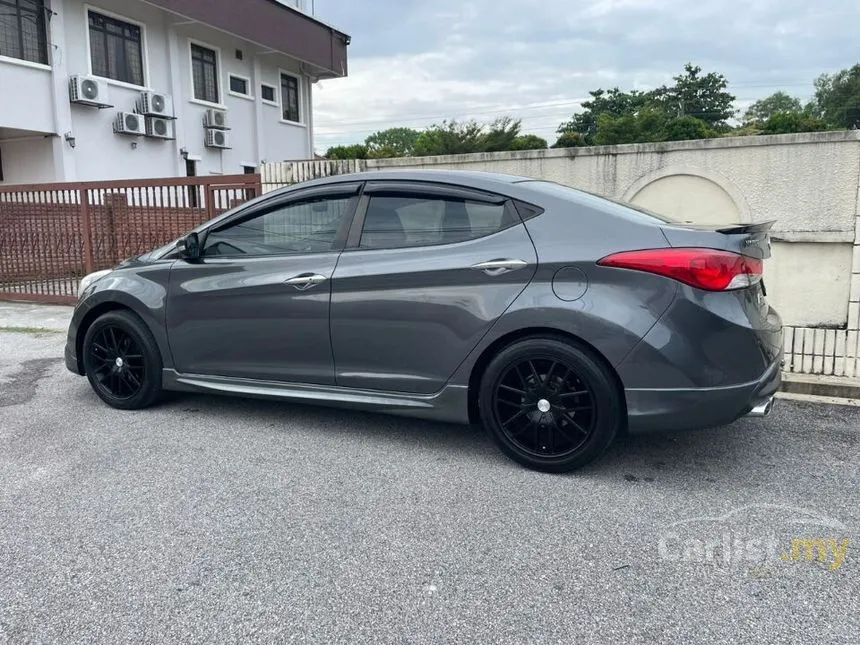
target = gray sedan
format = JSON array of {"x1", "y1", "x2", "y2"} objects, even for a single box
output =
[{"x1": 65, "y1": 170, "x2": 783, "y2": 472}]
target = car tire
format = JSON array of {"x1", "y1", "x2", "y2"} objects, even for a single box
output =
[
  {"x1": 478, "y1": 337, "x2": 622, "y2": 473},
  {"x1": 82, "y1": 310, "x2": 163, "y2": 410}
]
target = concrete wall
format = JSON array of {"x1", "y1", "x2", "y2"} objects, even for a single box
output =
[
  {"x1": 0, "y1": 138, "x2": 57, "y2": 185},
  {"x1": 0, "y1": 61, "x2": 55, "y2": 133},
  {"x1": 0, "y1": 0, "x2": 315, "y2": 185}
]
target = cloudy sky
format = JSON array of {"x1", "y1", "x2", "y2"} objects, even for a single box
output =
[{"x1": 310, "y1": 0, "x2": 860, "y2": 153}]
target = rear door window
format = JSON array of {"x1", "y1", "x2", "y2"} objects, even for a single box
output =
[{"x1": 359, "y1": 194, "x2": 515, "y2": 250}]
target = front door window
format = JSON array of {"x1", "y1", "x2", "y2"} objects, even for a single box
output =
[{"x1": 204, "y1": 193, "x2": 355, "y2": 257}]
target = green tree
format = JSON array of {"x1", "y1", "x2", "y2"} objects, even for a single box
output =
[
  {"x1": 760, "y1": 112, "x2": 829, "y2": 134},
  {"x1": 593, "y1": 113, "x2": 643, "y2": 146},
  {"x1": 552, "y1": 131, "x2": 589, "y2": 148},
  {"x1": 364, "y1": 127, "x2": 420, "y2": 157},
  {"x1": 556, "y1": 88, "x2": 650, "y2": 145},
  {"x1": 811, "y1": 64, "x2": 860, "y2": 129},
  {"x1": 413, "y1": 118, "x2": 545, "y2": 156},
  {"x1": 481, "y1": 117, "x2": 522, "y2": 152},
  {"x1": 593, "y1": 108, "x2": 668, "y2": 145},
  {"x1": 366, "y1": 145, "x2": 398, "y2": 159},
  {"x1": 662, "y1": 115, "x2": 716, "y2": 141},
  {"x1": 413, "y1": 120, "x2": 486, "y2": 156},
  {"x1": 650, "y1": 63, "x2": 735, "y2": 127},
  {"x1": 721, "y1": 123, "x2": 762, "y2": 138},
  {"x1": 743, "y1": 91, "x2": 803, "y2": 124},
  {"x1": 556, "y1": 64, "x2": 735, "y2": 145},
  {"x1": 509, "y1": 134, "x2": 548, "y2": 150},
  {"x1": 325, "y1": 144, "x2": 368, "y2": 159}
]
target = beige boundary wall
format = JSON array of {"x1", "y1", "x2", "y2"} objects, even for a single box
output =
[{"x1": 261, "y1": 131, "x2": 860, "y2": 378}]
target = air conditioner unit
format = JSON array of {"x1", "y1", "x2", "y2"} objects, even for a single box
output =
[
  {"x1": 114, "y1": 112, "x2": 145, "y2": 136},
  {"x1": 69, "y1": 75, "x2": 111, "y2": 108},
  {"x1": 205, "y1": 129, "x2": 231, "y2": 149},
  {"x1": 136, "y1": 91, "x2": 174, "y2": 118},
  {"x1": 145, "y1": 116, "x2": 175, "y2": 140},
  {"x1": 203, "y1": 108, "x2": 229, "y2": 130}
]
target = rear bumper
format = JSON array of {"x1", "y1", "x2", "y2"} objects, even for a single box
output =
[{"x1": 625, "y1": 357, "x2": 782, "y2": 434}]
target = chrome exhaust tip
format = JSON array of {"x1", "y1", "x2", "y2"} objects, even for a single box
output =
[{"x1": 747, "y1": 397, "x2": 774, "y2": 418}]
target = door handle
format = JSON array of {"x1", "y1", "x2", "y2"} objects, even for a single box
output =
[
  {"x1": 471, "y1": 259, "x2": 528, "y2": 275},
  {"x1": 285, "y1": 273, "x2": 328, "y2": 290}
]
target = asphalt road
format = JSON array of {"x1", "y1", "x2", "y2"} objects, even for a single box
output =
[{"x1": 1, "y1": 330, "x2": 858, "y2": 644}]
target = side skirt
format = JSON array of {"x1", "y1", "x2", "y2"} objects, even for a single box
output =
[{"x1": 161, "y1": 369, "x2": 471, "y2": 425}]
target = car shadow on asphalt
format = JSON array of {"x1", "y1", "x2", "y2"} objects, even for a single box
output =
[
  {"x1": 141, "y1": 389, "x2": 851, "y2": 483},
  {"x1": 160, "y1": 390, "x2": 502, "y2": 459}
]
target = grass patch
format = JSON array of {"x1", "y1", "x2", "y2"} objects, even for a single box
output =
[{"x1": 0, "y1": 326, "x2": 63, "y2": 335}]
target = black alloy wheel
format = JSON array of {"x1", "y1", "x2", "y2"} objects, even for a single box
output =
[
  {"x1": 493, "y1": 357, "x2": 596, "y2": 457},
  {"x1": 82, "y1": 311, "x2": 163, "y2": 410},
  {"x1": 88, "y1": 325, "x2": 145, "y2": 400},
  {"x1": 479, "y1": 337, "x2": 621, "y2": 473}
]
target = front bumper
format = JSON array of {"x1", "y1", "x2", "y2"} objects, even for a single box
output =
[
  {"x1": 64, "y1": 303, "x2": 85, "y2": 375},
  {"x1": 625, "y1": 357, "x2": 782, "y2": 434},
  {"x1": 65, "y1": 341, "x2": 82, "y2": 375}
]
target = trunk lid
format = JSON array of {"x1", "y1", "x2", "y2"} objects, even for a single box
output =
[{"x1": 660, "y1": 220, "x2": 775, "y2": 260}]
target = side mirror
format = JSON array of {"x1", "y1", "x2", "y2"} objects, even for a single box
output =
[{"x1": 177, "y1": 232, "x2": 201, "y2": 259}]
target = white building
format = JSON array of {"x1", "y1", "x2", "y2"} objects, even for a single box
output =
[{"x1": 0, "y1": 0, "x2": 350, "y2": 184}]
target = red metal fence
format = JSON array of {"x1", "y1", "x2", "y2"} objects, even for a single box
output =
[{"x1": 0, "y1": 174, "x2": 262, "y2": 304}]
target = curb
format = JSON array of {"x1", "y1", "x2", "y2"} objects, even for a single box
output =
[
  {"x1": 776, "y1": 391, "x2": 860, "y2": 408},
  {"x1": 781, "y1": 373, "x2": 860, "y2": 400}
]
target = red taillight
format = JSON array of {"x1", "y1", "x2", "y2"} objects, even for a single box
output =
[{"x1": 597, "y1": 248, "x2": 763, "y2": 291}]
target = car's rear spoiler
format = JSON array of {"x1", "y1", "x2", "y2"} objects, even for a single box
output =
[
  {"x1": 715, "y1": 221, "x2": 776, "y2": 235},
  {"x1": 661, "y1": 220, "x2": 775, "y2": 259}
]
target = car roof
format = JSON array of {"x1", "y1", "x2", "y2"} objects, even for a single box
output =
[
  {"x1": 268, "y1": 169, "x2": 536, "y2": 195},
  {"x1": 275, "y1": 169, "x2": 677, "y2": 227}
]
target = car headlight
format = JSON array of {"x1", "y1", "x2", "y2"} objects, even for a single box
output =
[{"x1": 78, "y1": 270, "x2": 112, "y2": 298}]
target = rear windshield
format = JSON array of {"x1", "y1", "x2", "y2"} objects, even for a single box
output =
[{"x1": 521, "y1": 180, "x2": 682, "y2": 224}]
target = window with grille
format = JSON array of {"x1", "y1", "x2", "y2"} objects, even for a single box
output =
[
  {"x1": 280, "y1": 73, "x2": 300, "y2": 123},
  {"x1": 229, "y1": 75, "x2": 248, "y2": 96},
  {"x1": 191, "y1": 43, "x2": 219, "y2": 104},
  {"x1": 88, "y1": 11, "x2": 144, "y2": 86},
  {"x1": 261, "y1": 84, "x2": 276, "y2": 103},
  {"x1": 0, "y1": 0, "x2": 48, "y2": 65}
]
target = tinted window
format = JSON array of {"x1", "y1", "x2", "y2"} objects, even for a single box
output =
[
  {"x1": 360, "y1": 195, "x2": 513, "y2": 249},
  {"x1": 522, "y1": 180, "x2": 681, "y2": 224},
  {"x1": 0, "y1": 0, "x2": 48, "y2": 64},
  {"x1": 191, "y1": 43, "x2": 219, "y2": 103},
  {"x1": 261, "y1": 84, "x2": 276, "y2": 102},
  {"x1": 229, "y1": 75, "x2": 248, "y2": 95},
  {"x1": 88, "y1": 11, "x2": 143, "y2": 85},
  {"x1": 281, "y1": 73, "x2": 300, "y2": 122},
  {"x1": 205, "y1": 195, "x2": 353, "y2": 257}
]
